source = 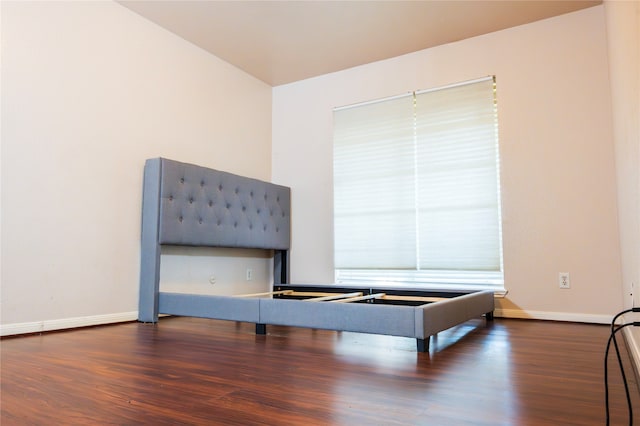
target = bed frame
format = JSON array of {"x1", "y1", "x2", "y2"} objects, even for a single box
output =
[{"x1": 138, "y1": 158, "x2": 494, "y2": 352}]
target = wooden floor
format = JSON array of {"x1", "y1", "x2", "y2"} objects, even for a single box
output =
[{"x1": 1, "y1": 317, "x2": 638, "y2": 425}]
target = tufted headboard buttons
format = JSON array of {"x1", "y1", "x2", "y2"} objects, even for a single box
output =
[{"x1": 156, "y1": 158, "x2": 290, "y2": 250}]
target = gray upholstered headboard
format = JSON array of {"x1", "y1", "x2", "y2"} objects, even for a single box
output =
[
  {"x1": 154, "y1": 158, "x2": 290, "y2": 248},
  {"x1": 138, "y1": 158, "x2": 291, "y2": 322}
]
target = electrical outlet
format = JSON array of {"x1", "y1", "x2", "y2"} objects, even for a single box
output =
[
  {"x1": 246, "y1": 268, "x2": 253, "y2": 281},
  {"x1": 209, "y1": 275, "x2": 216, "y2": 285},
  {"x1": 559, "y1": 272, "x2": 570, "y2": 289}
]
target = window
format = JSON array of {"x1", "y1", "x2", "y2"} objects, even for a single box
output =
[{"x1": 333, "y1": 77, "x2": 503, "y2": 291}]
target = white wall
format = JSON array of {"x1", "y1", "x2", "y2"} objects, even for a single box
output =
[
  {"x1": 272, "y1": 5, "x2": 623, "y2": 321},
  {"x1": 605, "y1": 0, "x2": 640, "y2": 311},
  {"x1": 604, "y1": 0, "x2": 640, "y2": 365},
  {"x1": 1, "y1": 1, "x2": 273, "y2": 331}
]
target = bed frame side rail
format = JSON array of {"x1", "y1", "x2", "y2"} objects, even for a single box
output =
[{"x1": 414, "y1": 290, "x2": 495, "y2": 351}]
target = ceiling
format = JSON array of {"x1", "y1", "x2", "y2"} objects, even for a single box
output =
[{"x1": 118, "y1": 0, "x2": 601, "y2": 86}]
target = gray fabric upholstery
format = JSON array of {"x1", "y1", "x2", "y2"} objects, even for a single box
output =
[
  {"x1": 259, "y1": 299, "x2": 417, "y2": 337},
  {"x1": 139, "y1": 159, "x2": 163, "y2": 322},
  {"x1": 259, "y1": 290, "x2": 494, "y2": 340},
  {"x1": 159, "y1": 158, "x2": 290, "y2": 249},
  {"x1": 138, "y1": 158, "x2": 291, "y2": 322},
  {"x1": 415, "y1": 290, "x2": 494, "y2": 339},
  {"x1": 159, "y1": 293, "x2": 260, "y2": 322}
]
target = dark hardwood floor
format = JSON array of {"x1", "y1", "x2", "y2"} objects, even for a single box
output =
[{"x1": 1, "y1": 317, "x2": 638, "y2": 425}]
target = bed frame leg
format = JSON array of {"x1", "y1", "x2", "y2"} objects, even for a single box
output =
[
  {"x1": 486, "y1": 311, "x2": 495, "y2": 321},
  {"x1": 416, "y1": 338, "x2": 429, "y2": 352},
  {"x1": 256, "y1": 323, "x2": 266, "y2": 335}
]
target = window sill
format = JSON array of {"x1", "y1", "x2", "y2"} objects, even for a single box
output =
[{"x1": 335, "y1": 269, "x2": 507, "y2": 297}]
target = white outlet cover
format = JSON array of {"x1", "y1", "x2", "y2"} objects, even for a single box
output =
[{"x1": 559, "y1": 273, "x2": 570, "y2": 289}]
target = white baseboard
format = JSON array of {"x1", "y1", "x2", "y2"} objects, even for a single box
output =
[
  {"x1": 495, "y1": 308, "x2": 612, "y2": 324},
  {"x1": 0, "y1": 311, "x2": 138, "y2": 337}
]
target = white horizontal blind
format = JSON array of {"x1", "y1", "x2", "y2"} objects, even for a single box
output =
[
  {"x1": 333, "y1": 77, "x2": 503, "y2": 289},
  {"x1": 415, "y1": 79, "x2": 501, "y2": 271},
  {"x1": 333, "y1": 95, "x2": 416, "y2": 268}
]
